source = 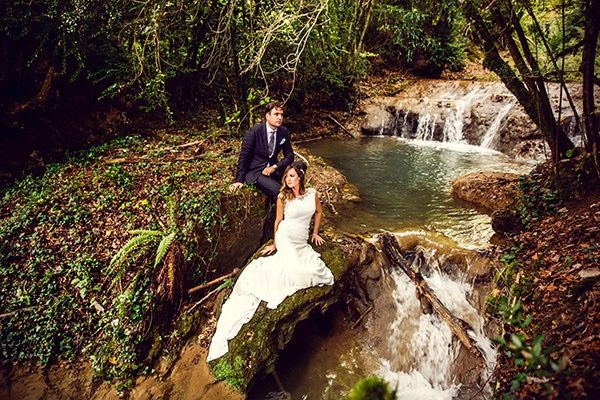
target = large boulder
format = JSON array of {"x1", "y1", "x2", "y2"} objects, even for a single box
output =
[
  {"x1": 208, "y1": 235, "x2": 376, "y2": 392},
  {"x1": 451, "y1": 171, "x2": 521, "y2": 213}
]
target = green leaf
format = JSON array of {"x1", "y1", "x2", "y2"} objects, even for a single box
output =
[
  {"x1": 510, "y1": 378, "x2": 521, "y2": 392},
  {"x1": 154, "y1": 232, "x2": 176, "y2": 268},
  {"x1": 108, "y1": 233, "x2": 160, "y2": 288},
  {"x1": 510, "y1": 334, "x2": 523, "y2": 348},
  {"x1": 565, "y1": 148, "x2": 574, "y2": 158},
  {"x1": 532, "y1": 335, "x2": 544, "y2": 357}
]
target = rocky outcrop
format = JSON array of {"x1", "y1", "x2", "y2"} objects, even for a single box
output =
[
  {"x1": 206, "y1": 192, "x2": 267, "y2": 279},
  {"x1": 348, "y1": 80, "x2": 589, "y2": 159},
  {"x1": 451, "y1": 171, "x2": 521, "y2": 213},
  {"x1": 451, "y1": 171, "x2": 524, "y2": 234},
  {"x1": 208, "y1": 235, "x2": 377, "y2": 392}
]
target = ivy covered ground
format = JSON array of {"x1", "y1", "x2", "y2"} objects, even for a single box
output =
[{"x1": 0, "y1": 126, "x2": 241, "y2": 390}]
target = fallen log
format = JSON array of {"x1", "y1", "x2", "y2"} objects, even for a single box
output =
[{"x1": 379, "y1": 232, "x2": 485, "y2": 359}]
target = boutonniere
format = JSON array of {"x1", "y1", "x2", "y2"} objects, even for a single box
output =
[{"x1": 279, "y1": 138, "x2": 286, "y2": 145}]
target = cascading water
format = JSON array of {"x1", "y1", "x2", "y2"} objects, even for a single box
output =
[
  {"x1": 377, "y1": 246, "x2": 496, "y2": 400},
  {"x1": 253, "y1": 137, "x2": 531, "y2": 400},
  {"x1": 480, "y1": 102, "x2": 514, "y2": 149},
  {"x1": 442, "y1": 88, "x2": 484, "y2": 143},
  {"x1": 414, "y1": 113, "x2": 438, "y2": 141}
]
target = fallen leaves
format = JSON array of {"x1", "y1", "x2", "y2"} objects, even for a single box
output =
[{"x1": 495, "y1": 194, "x2": 600, "y2": 398}]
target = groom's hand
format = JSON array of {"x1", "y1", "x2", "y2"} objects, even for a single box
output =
[
  {"x1": 229, "y1": 182, "x2": 243, "y2": 192},
  {"x1": 262, "y1": 165, "x2": 277, "y2": 176}
]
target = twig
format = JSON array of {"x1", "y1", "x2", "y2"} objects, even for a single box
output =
[
  {"x1": 186, "y1": 286, "x2": 222, "y2": 314},
  {"x1": 188, "y1": 268, "x2": 241, "y2": 295},
  {"x1": 466, "y1": 368, "x2": 498, "y2": 400},
  {"x1": 325, "y1": 188, "x2": 338, "y2": 215},
  {"x1": 155, "y1": 140, "x2": 203, "y2": 153},
  {"x1": 0, "y1": 306, "x2": 37, "y2": 319},
  {"x1": 105, "y1": 155, "x2": 205, "y2": 164},
  {"x1": 351, "y1": 305, "x2": 373, "y2": 329},
  {"x1": 294, "y1": 151, "x2": 310, "y2": 167},
  {"x1": 326, "y1": 114, "x2": 354, "y2": 137}
]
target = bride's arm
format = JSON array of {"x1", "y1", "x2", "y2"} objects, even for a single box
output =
[
  {"x1": 311, "y1": 191, "x2": 325, "y2": 246},
  {"x1": 273, "y1": 195, "x2": 284, "y2": 237},
  {"x1": 261, "y1": 195, "x2": 284, "y2": 256}
]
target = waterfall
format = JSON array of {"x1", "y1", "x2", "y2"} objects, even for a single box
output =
[
  {"x1": 480, "y1": 102, "x2": 514, "y2": 149},
  {"x1": 378, "y1": 247, "x2": 496, "y2": 399},
  {"x1": 442, "y1": 88, "x2": 483, "y2": 143},
  {"x1": 401, "y1": 112, "x2": 409, "y2": 138},
  {"x1": 415, "y1": 114, "x2": 437, "y2": 141}
]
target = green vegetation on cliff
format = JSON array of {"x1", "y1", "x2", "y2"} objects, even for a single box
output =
[{"x1": 0, "y1": 128, "x2": 258, "y2": 388}]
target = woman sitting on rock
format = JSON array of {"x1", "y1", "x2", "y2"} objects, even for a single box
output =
[{"x1": 207, "y1": 160, "x2": 334, "y2": 361}]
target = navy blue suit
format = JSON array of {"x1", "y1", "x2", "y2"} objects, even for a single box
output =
[{"x1": 235, "y1": 122, "x2": 294, "y2": 199}]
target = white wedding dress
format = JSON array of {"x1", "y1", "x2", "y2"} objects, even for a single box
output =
[{"x1": 207, "y1": 188, "x2": 334, "y2": 361}]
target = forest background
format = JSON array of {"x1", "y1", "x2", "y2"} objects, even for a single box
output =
[{"x1": 0, "y1": 0, "x2": 599, "y2": 398}]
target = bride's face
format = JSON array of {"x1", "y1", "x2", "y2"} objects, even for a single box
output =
[{"x1": 285, "y1": 169, "x2": 300, "y2": 189}]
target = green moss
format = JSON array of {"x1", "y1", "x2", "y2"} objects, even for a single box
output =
[
  {"x1": 212, "y1": 355, "x2": 245, "y2": 390},
  {"x1": 208, "y1": 236, "x2": 362, "y2": 393},
  {"x1": 346, "y1": 375, "x2": 396, "y2": 400}
]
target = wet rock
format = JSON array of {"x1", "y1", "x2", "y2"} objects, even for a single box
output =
[
  {"x1": 357, "y1": 100, "x2": 396, "y2": 136},
  {"x1": 451, "y1": 171, "x2": 522, "y2": 213},
  {"x1": 491, "y1": 208, "x2": 523, "y2": 234},
  {"x1": 351, "y1": 79, "x2": 587, "y2": 159}
]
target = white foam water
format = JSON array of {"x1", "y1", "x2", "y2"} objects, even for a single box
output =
[{"x1": 377, "y1": 248, "x2": 496, "y2": 399}]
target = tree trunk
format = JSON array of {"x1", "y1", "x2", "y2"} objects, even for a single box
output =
[
  {"x1": 582, "y1": 0, "x2": 600, "y2": 163},
  {"x1": 464, "y1": 1, "x2": 574, "y2": 162}
]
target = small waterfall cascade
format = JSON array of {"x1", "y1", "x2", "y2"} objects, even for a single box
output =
[
  {"x1": 442, "y1": 88, "x2": 484, "y2": 143},
  {"x1": 414, "y1": 113, "x2": 438, "y2": 141},
  {"x1": 377, "y1": 246, "x2": 496, "y2": 399},
  {"x1": 480, "y1": 102, "x2": 515, "y2": 149}
]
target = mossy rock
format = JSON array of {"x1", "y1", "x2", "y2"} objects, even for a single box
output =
[{"x1": 209, "y1": 234, "x2": 374, "y2": 392}]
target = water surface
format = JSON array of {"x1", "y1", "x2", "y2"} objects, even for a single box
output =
[{"x1": 303, "y1": 137, "x2": 530, "y2": 247}]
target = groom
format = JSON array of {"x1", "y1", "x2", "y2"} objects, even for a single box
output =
[{"x1": 229, "y1": 101, "x2": 294, "y2": 199}]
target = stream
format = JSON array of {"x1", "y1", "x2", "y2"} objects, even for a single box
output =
[
  {"x1": 305, "y1": 137, "x2": 529, "y2": 248},
  {"x1": 250, "y1": 136, "x2": 531, "y2": 399}
]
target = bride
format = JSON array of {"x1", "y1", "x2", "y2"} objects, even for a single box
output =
[{"x1": 207, "y1": 161, "x2": 334, "y2": 361}]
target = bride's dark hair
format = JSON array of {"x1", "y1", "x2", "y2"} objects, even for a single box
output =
[{"x1": 279, "y1": 161, "x2": 307, "y2": 204}]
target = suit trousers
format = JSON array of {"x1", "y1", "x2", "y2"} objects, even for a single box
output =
[{"x1": 255, "y1": 174, "x2": 281, "y2": 200}]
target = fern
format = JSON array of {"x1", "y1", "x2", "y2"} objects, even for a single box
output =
[
  {"x1": 108, "y1": 232, "x2": 161, "y2": 289},
  {"x1": 128, "y1": 229, "x2": 163, "y2": 236},
  {"x1": 154, "y1": 232, "x2": 176, "y2": 268}
]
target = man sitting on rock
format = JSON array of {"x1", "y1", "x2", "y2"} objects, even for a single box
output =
[{"x1": 229, "y1": 101, "x2": 294, "y2": 200}]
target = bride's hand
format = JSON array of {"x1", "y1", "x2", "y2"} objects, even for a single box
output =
[
  {"x1": 311, "y1": 234, "x2": 325, "y2": 246},
  {"x1": 260, "y1": 243, "x2": 276, "y2": 256}
]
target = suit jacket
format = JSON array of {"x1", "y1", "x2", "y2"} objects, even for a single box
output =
[{"x1": 235, "y1": 122, "x2": 294, "y2": 184}]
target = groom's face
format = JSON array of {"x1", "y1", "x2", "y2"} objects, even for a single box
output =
[{"x1": 265, "y1": 107, "x2": 284, "y2": 129}]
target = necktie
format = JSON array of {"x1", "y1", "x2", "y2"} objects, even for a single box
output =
[{"x1": 268, "y1": 130, "x2": 275, "y2": 156}]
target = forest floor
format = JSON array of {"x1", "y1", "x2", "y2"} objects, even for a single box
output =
[{"x1": 487, "y1": 185, "x2": 600, "y2": 398}]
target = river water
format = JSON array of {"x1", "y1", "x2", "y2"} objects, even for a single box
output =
[
  {"x1": 303, "y1": 136, "x2": 531, "y2": 248},
  {"x1": 250, "y1": 136, "x2": 531, "y2": 399}
]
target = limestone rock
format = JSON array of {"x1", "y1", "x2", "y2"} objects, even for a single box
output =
[
  {"x1": 208, "y1": 235, "x2": 376, "y2": 393},
  {"x1": 451, "y1": 171, "x2": 522, "y2": 213}
]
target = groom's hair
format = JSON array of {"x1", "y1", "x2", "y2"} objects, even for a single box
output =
[{"x1": 265, "y1": 101, "x2": 284, "y2": 116}]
